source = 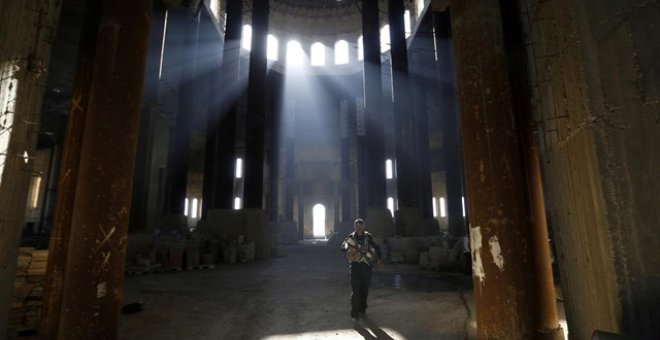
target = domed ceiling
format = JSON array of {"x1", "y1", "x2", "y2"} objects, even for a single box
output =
[{"x1": 264, "y1": 0, "x2": 390, "y2": 45}]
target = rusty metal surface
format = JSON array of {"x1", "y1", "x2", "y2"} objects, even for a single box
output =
[
  {"x1": 449, "y1": 0, "x2": 538, "y2": 338},
  {"x1": 56, "y1": 0, "x2": 153, "y2": 338}
]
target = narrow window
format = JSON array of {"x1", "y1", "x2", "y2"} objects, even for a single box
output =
[
  {"x1": 311, "y1": 42, "x2": 325, "y2": 66},
  {"x1": 462, "y1": 196, "x2": 466, "y2": 217},
  {"x1": 440, "y1": 197, "x2": 447, "y2": 217},
  {"x1": 286, "y1": 40, "x2": 304, "y2": 67},
  {"x1": 235, "y1": 158, "x2": 243, "y2": 178},
  {"x1": 184, "y1": 198, "x2": 189, "y2": 216},
  {"x1": 380, "y1": 25, "x2": 390, "y2": 53},
  {"x1": 191, "y1": 198, "x2": 198, "y2": 218},
  {"x1": 242, "y1": 25, "x2": 252, "y2": 51},
  {"x1": 28, "y1": 176, "x2": 42, "y2": 208},
  {"x1": 357, "y1": 36, "x2": 363, "y2": 61},
  {"x1": 385, "y1": 159, "x2": 393, "y2": 179},
  {"x1": 404, "y1": 10, "x2": 411, "y2": 38},
  {"x1": 335, "y1": 40, "x2": 349, "y2": 65},
  {"x1": 387, "y1": 197, "x2": 395, "y2": 217},
  {"x1": 432, "y1": 197, "x2": 438, "y2": 217},
  {"x1": 234, "y1": 197, "x2": 242, "y2": 210},
  {"x1": 267, "y1": 34, "x2": 278, "y2": 60},
  {"x1": 416, "y1": 0, "x2": 425, "y2": 17}
]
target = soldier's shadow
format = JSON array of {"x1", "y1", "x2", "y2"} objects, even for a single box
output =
[{"x1": 353, "y1": 316, "x2": 395, "y2": 340}]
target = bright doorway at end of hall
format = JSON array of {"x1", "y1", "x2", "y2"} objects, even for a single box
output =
[{"x1": 313, "y1": 203, "x2": 326, "y2": 238}]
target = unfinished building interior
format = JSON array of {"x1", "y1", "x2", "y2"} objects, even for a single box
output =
[{"x1": 0, "y1": 0, "x2": 658, "y2": 339}]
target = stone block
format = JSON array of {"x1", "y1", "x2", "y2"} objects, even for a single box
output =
[{"x1": 365, "y1": 208, "x2": 395, "y2": 237}]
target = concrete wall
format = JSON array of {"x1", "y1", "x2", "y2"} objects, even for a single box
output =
[
  {"x1": 521, "y1": 0, "x2": 660, "y2": 338},
  {"x1": 0, "y1": 0, "x2": 62, "y2": 335}
]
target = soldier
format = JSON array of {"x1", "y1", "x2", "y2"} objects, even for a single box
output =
[{"x1": 341, "y1": 218, "x2": 384, "y2": 321}]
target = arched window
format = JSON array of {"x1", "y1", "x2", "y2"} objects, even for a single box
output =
[
  {"x1": 357, "y1": 35, "x2": 364, "y2": 61},
  {"x1": 380, "y1": 25, "x2": 391, "y2": 53},
  {"x1": 242, "y1": 25, "x2": 252, "y2": 51},
  {"x1": 335, "y1": 40, "x2": 349, "y2": 65},
  {"x1": 311, "y1": 42, "x2": 325, "y2": 66},
  {"x1": 267, "y1": 34, "x2": 278, "y2": 60},
  {"x1": 286, "y1": 40, "x2": 304, "y2": 67}
]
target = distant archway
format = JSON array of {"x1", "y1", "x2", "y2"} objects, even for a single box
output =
[{"x1": 312, "y1": 204, "x2": 326, "y2": 238}]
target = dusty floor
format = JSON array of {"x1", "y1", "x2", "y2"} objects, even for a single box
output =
[{"x1": 119, "y1": 241, "x2": 478, "y2": 340}]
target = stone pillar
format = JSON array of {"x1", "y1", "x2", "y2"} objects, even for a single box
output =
[
  {"x1": 267, "y1": 72, "x2": 284, "y2": 220},
  {"x1": 360, "y1": 0, "x2": 386, "y2": 213},
  {"x1": 203, "y1": 0, "x2": 243, "y2": 216},
  {"x1": 39, "y1": 2, "x2": 102, "y2": 338},
  {"x1": 432, "y1": 10, "x2": 466, "y2": 237},
  {"x1": 355, "y1": 96, "x2": 367, "y2": 218},
  {"x1": 408, "y1": 20, "x2": 433, "y2": 219},
  {"x1": 388, "y1": 0, "x2": 418, "y2": 210},
  {"x1": 130, "y1": 1, "x2": 167, "y2": 228},
  {"x1": 283, "y1": 99, "x2": 295, "y2": 221},
  {"x1": 163, "y1": 9, "x2": 198, "y2": 215},
  {"x1": 449, "y1": 0, "x2": 538, "y2": 338},
  {"x1": 244, "y1": 0, "x2": 269, "y2": 209},
  {"x1": 340, "y1": 99, "x2": 352, "y2": 223},
  {"x1": 56, "y1": 0, "x2": 152, "y2": 337}
]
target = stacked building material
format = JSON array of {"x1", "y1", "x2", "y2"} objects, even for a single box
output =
[{"x1": 8, "y1": 248, "x2": 48, "y2": 338}]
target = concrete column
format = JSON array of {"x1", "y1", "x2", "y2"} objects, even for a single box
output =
[
  {"x1": 360, "y1": 0, "x2": 386, "y2": 212},
  {"x1": 203, "y1": 0, "x2": 243, "y2": 216},
  {"x1": 355, "y1": 96, "x2": 367, "y2": 218},
  {"x1": 410, "y1": 49, "x2": 433, "y2": 219},
  {"x1": 499, "y1": 1, "x2": 563, "y2": 337},
  {"x1": 267, "y1": 72, "x2": 284, "y2": 221},
  {"x1": 449, "y1": 0, "x2": 538, "y2": 338},
  {"x1": 244, "y1": 0, "x2": 269, "y2": 209},
  {"x1": 39, "y1": 2, "x2": 102, "y2": 338},
  {"x1": 283, "y1": 99, "x2": 295, "y2": 221},
  {"x1": 130, "y1": 1, "x2": 166, "y2": 228},
  {"x1": 388, "y1": 0, "x2": 418, "y2": 210},
  {"x1": 163, "y1": 9, "x2": 198, "y2": 215},
  {"x1": 340, "y1": 99, "x2": 351, "y2": 223},
  {"x1": 0, "y1": 0, "x2": 62, "y2": 335},
  {"x1": 432, "y1": 10, "x2": 466, "y2": 237},
  {"x1": 56, "y1": 0, "x2": 152, "y2": 337}
]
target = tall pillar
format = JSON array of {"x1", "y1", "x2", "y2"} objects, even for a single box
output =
[
  {"x1": 410, "y1": 49, "x2": 433, "y2": 219},
  {"x1": 283, "y1": 99, "x2": 295, "y2": 221},
  {"x1": 388, "y1": 0, "x2": 418, "y2": 210},
  {"x1": 267, "y1": 72, "x2": 284, "y2": 220},
  {"x1": 130, "y1": 1, "x2": 166, "y2": 228},
  {"x1": 56, "y1": 0, "x2": 153, "y2": 337},
  {"x1": 360, "y1": 0, "x2": 386, "y2": 213},
  {"x1": 244, "y1": 0, "x2": 269, "y2": 209},
  {"x1": 203, "y1": 0, "x2": 243, "y2": 217},
  {"x1": 163, "y1": 9, "x2": 198, "y2": 215},
  {"x1": 432, "y1": 9, "x2": 466, "y2": 237},
  {"x1": 340, "y1": 99, "x2": 352, "y2": 223},
  {"x1": 39, "y1": 2, "x2": 102, "y2": 338},
  {"x1": 500, "y1": 0, "x2": 563, "y2": 337},
  {"x1": 449, "y1": 0, "x2": 538, "y2": 338}
]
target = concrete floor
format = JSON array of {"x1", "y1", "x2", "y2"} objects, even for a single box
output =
[{"x1": 119, "y1": 241, "x2": 477, "y2": 340}]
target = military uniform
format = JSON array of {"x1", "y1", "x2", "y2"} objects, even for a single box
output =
[{"x1": 341, "y1": 230, "x2": 382, "y2": 320}]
